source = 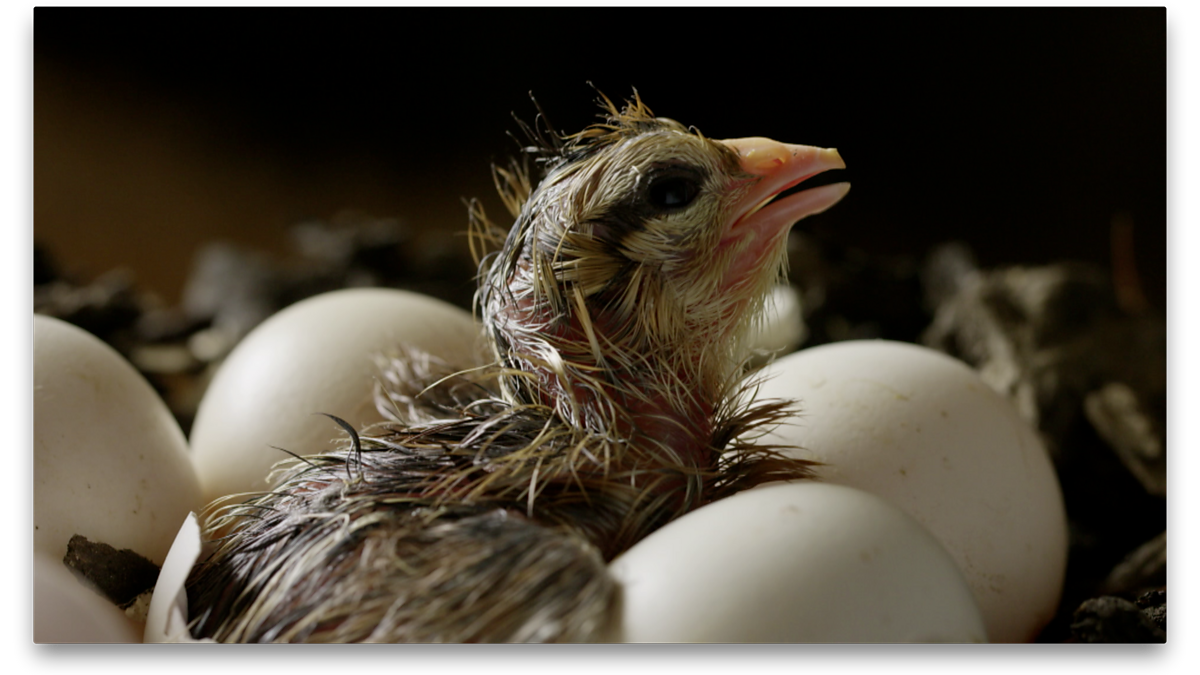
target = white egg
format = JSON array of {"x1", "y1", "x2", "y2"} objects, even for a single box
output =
[
  {"x1": 33, "y1": 315, "x2": 203, "y2": 566},
  {"x1": 746, "y1": 283, "x2": 806, "y2": 358},
  {"x1": 189, "y1": 288, "x2": 484, "y2": 503},
  {"x1": 34, "y1": 554, "x2": 143, "y2": 643},
  {"x1": 752, "y1": 340, "x2": 1068, "y2": 642},
  {"x1": 609, "y1": 481, "x2": 987, "y2": 643}
]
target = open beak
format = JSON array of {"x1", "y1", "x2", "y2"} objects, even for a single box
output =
[
  {"x1": 718, "y1": 136, "x2": 850, "y2": 241},
  {"x1": 713, "y1": 137, "x2": 849, "y2": 288}
]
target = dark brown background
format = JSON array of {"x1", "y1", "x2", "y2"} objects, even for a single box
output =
[{"x1": 34, "y1": 7, "x2": 1165, "y2": 310}]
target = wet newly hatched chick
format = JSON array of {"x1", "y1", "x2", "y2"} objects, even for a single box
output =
[{"x1": 184, "y1": 92, "x2": 850, "y2": 643}]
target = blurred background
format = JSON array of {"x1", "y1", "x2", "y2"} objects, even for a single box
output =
[
  {"x1": 34, "y1": 6, "x2": 1164, "y2": 310},
  {"x1": 31, "y1": 7, "x2": 1169, "y2": 642}
]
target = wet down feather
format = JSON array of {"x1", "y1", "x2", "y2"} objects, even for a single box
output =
[{"x1": 185, "y1": 91, "x2": 850, "y2": 642}]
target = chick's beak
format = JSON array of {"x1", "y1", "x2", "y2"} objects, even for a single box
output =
[
  {"x1": 711, "y1": 137, "x2": 848, "y2": 291},
  {"x1": 716, "y1": 137, "x2": 849, "y2": 244}
]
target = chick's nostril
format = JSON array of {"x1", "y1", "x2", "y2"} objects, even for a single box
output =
[
  {"x1": 743, "y1": 148, "x2": 791, "y2": 175},
  {"x1": 717, "y1": 137, "x2": 793, "y2": 175}
]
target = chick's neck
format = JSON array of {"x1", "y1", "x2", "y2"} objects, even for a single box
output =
[{"x1": 497, "y1": 291, "x2": 726, "y2": 479}]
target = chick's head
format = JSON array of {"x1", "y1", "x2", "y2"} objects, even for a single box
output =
[{"x1": 477, "y1": 94, "x2": 848, "y2": 440}]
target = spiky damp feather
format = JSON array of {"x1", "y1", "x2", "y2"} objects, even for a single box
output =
[{"x1": 185, "y1": 93, "x2": 818, "y2": 643}]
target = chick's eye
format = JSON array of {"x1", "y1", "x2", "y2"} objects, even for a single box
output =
[{"x1": 646, "y1": 174, "x2": 702, "y2": 211}]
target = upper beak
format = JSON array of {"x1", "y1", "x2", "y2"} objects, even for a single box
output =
[{"x1": 716, "y1": 137, "x2": 850, "y2": 242}]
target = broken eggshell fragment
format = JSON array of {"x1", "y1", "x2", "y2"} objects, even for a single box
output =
[{"x1": 145, "y1": 513, "x2": 207, "y2": 643}]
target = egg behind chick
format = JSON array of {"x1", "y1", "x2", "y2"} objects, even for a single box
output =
[
  {"x1": 189, "y1": 288, "x2": 484, "y2": 503},
  {"x1": 752, "y1": 340, "x2": 1068, "y2": 642}
]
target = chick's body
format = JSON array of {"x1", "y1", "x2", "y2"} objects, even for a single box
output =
[{"x1": 184, "y1": 94, "x2": 849, "y2": 643}]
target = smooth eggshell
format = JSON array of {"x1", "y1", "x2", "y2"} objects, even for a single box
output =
[
  {"x1": 609, "y1": 481, "x2": 987, "y2": 643},
  {"x1": 752, "y1": 340, "x2": 1068, "y2": 642},
  {"x1": 189, "y1": 288, "x2": 484, "y2": 503},
  {"x1": 34, "y1": 315, "x2": 203, "y2": 565},
  {"x1": 34, "y1": 554, "x2": 143, "y2": 643},
  {"x1": 747, "y1": 283, "x2": 806, "y2": 357}
]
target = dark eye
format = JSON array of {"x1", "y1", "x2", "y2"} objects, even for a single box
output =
[{"x1": 645, "y1": 173, "x2": 702, "y2": 212}]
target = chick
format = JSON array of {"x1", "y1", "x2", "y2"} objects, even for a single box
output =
[{"x1": 184, "y1": 92, "x2": 849, "y2": 643}]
